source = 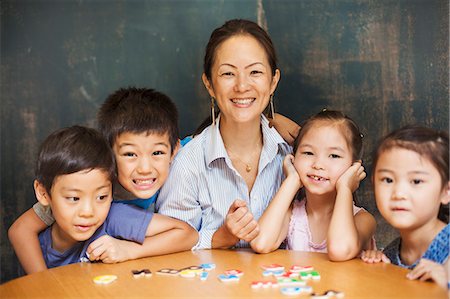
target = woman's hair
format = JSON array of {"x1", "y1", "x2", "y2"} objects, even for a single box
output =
[
  {"x1": 203, "y1": 19, "x2": 278, "y2": 80},
  {"x1": 35, "y1": 126, "x2": 116, "y2": 194},
  {"x1": 293, "y1": 109, "x2": 364, "y2": 161},
  {"x1": 372, "y1": 125, "x2": 449, "y2": 222},
  {"x1": 194, "y1": 19, "x2": 278, "y2": 136}
]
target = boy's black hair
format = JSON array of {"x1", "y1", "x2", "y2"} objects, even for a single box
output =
[
  {"x1": 97, "y1": 87, "x2": 179, "y2": 153},
  {"x1": 35, "y1": 126, "x2": 116, "y2": 194}
]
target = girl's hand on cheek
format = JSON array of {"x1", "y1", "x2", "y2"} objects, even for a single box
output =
[
  {"x1": 283, "y1": 155, "x2": 302, "y2": 188},
  {"x1": 336, "y1": 161, "x2": 366, "y2": 193}
]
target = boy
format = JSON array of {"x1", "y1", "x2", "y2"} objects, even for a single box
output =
[
  {"x1": 19, "y1": 125, "x2": 155, "y2": 268},
  {"x1": 8, "y1": 88, "x2": 198, "y2": 273}
]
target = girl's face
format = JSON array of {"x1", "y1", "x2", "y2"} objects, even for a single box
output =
[
  {"x1": 294, "y1": 124, "x2": 353, "y2": 196},
  {"x1": 202, "y1": 34, "x2": 280, "y2": 124},
  {"x1": 374, "y1": 148, "x2": 449, "y2": 231}
]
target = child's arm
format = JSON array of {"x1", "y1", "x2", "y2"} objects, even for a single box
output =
[
  {"x1": 269, "y1": 113, "x2": 301, "y2": 146},
  {"x1": 87, "y1": 214, "x2": 198, "y2": 263},
  {"x1": 250, "y1": 154, "x2": 302, "y2": 253},
  {"x1": 8, "y1": 208, "x2": 49, "y2": 273},
  {"x1": 327, "y1": 161, "x2": 377, "y2": 261},
  {"x1": 407, "y1": 259, "x2": 448, "y2": 289}
]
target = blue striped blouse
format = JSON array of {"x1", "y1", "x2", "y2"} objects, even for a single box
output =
[{"x1": 156, "y1": 115, "x2": 291, "y2": 249}]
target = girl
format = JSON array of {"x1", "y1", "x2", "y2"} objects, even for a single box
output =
[
  {"x1": 251, "y1": 109, "x2": 376, "y2": 261},
  {"x1": 361, "y1": 126, "x2": 449, "y2": 289}
]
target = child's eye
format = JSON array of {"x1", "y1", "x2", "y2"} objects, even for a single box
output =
[
  {"x1": 380, "y1": 177, "x2": 393, "y2": 183},
  {"x1": 301, "y1": 151, "x2": 313, "y2": 156},
  {"x1": 411, "y1": 179, "x2": 424, "y2": 185},
  {"x1": 66, "y1": 197, "x2": 79, "y2": 202},
  {"x1": 123, "y1": 152, "x2": 136, "y2": 157},
  {"x1": 97, "y1": 194, "x2": 110, "y2": 201},
  {"x1": 329, "y1": 154, "x2": 342, "y2": 159},
  {"x1": 152, "y1": 151, "x2": 166, "y2": 156}
]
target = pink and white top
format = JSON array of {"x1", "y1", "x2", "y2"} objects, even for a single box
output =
[{"x1": 286, "y1": 199, "x2": 374, "y2": 252}]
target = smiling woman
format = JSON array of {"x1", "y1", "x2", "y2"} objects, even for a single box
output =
[{"x1": 156, "y1": 19, "x2": 291, "y2": 250}]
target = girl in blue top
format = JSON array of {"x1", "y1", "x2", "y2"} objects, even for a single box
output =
[{"x1": 362, "y1": 125, "x2": 449, "y2": 289}]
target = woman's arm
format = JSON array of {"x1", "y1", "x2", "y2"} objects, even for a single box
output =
[
  {"x1": 250, "y1": 155, "x2": 301, "y2": 253},
  {"x1": 327, "y1": 161, "x2": 376, "y2": 261},
  {"x1": 8, "y1": 208, "x2": 49, "y2": 273}
]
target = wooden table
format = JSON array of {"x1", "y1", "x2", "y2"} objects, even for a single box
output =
[{"x1": 1, "y1": 249, "x2": 447, "y2": 298}]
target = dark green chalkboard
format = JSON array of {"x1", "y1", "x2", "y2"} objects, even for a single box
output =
[{"x1": 1, "y1": 0, "x2": 448, "y2": 283}]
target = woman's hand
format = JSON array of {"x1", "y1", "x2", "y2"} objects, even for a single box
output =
[{"x1": 225, "y1": 199, "x2": 259, "y2": 242}]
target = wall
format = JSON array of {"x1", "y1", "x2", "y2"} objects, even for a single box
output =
[{"x1": 1, "y1": 0, "x2": 448, "y2": 283}]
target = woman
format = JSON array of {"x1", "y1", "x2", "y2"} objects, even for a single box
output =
[{"x1": 156, "y1": 19, "x2": 292, "y2": 249}]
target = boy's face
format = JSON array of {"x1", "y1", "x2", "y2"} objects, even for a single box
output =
[
  {"x1": 43, "y1": 169, "x2": 112, "y2": 250},
  {"x1": 374, "y1": 148, "x2": 447, "y2": 231},
  {"x1": 113, "y1": 132, "x2": 174, "y2": 199}
]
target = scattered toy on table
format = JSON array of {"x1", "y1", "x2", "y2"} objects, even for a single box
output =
[
  {"x1": 276, "y1": 277, "x2": 307, "y2": 287},
  {"x1": 261, "y1": 264, "x2": 285, "y2": 272},
  {"x1": 311, "y1": 290, "x2": 345, "y2": 298},
  {"x1": 262, "y1": 269, "x2": 285, "y2": 277},
  {"x1": 156, "y1": 268, "x2": 181, "y2": 276},
  {"x1": 289, "y1": 265, "x2": 314, "y2": 273},
  {"x1": 200, "y1": 263, "x2": 216, "y2": 271},
  {"x1": 93, "y1": 274, "x2": 118, "y2": 285},
  {"x1": 200, "y1": 271, "x2": 209, "y2": 281},
  {"x1": 132, "y1": 269, "x2": 152, "y2": 278},
  {"x1": 251, "y1": 280, "x2": 279, "y2": 289},
  {"x1": 300, "y1": 270, "x2": 321, "y2": 280},
  {"x1": 179, "y1": 270, "x2": 197, "y2": 278},
  {"x1": 280, "y1": 286, "x2": 313, "y2": 296},
  {"x1": 224, "y1": 269, "x2": 244, "y2": 277},
  {"x1": 218, "y1": 274, "x2": 240, "y2": 282}
]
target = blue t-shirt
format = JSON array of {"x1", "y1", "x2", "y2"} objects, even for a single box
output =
[
  {"x1": 38, "y1": 202, "x2": 153, "y2": 268},
  {"x1": 383, "y1": 223, "x2": 450, "y2": 269}
]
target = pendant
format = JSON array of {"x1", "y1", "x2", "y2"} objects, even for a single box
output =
[{"x1": 245, "y1": 164, "x2": 252, "y2": 172}]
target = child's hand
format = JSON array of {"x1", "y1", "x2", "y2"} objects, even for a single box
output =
[
  {"x1": 283, "y1": 154, "x2": 302, "y2": 189},
  {"x1": 86, "y1": 235, "x2": 131, "y2": 263},
  {"x1": 361, "y1": 250, "x2": 391, "y2": 264},
  {"x1": 225, "y1": 199, "x2": 259, "y2": 242},
  {"x1": 407, "y1": 259, "x2": 448, "y2": 289},
  {"x1": 336, "y1": 161, "x2": 366, "y2": 193}
]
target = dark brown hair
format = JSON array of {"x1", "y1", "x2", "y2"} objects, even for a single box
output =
[
  {"x1": 203, "y1": 19, "x2": 278, "y2": 80},
  {"x1": 293, "y1": 109, "x2": 364, "y2": 161}
]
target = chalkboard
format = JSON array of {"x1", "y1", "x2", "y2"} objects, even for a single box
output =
[{"x1": 1, "y1": 0, "x2": 448, "y2": 283}]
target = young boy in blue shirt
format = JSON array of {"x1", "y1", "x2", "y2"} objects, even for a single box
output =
[
  {"x1": 23, "y1": 125, "x2": 155, "y2": 268},
  {"x1": 8, "y1": 88, "x2": 198, "y2": 273}
]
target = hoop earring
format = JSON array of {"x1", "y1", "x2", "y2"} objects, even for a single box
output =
[
  {"x1": 211, "y1": 97, "x2": 216, "y2": 126},
  {"x1": 270, "y1": 94, "x2": 275, "y2": 119}
]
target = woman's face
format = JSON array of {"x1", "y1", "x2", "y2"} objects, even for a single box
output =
[{"x1": 202, "y1": 34, "x2": 280, "y2": 124}]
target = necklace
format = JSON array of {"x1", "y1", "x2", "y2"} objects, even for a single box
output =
[{"x1": 225, "y1": 139, "x2": 262, "y2": 173}]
